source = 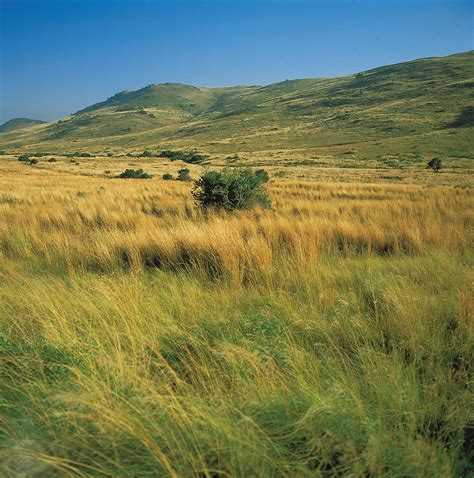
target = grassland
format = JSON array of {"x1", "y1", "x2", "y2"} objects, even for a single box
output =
[
  {"x1": 0, "y1": 153, "x2": 473, "y2": 477},
  {"x1": 0, "y1": 50, "x2": 473, "y2": 477}
]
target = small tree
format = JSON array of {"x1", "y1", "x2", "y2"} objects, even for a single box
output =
[
  {"x1": 177, "y1": 168, "x2": 191, "y2": 181},
  {"x1": 427, "y1": 158, "x2": 442, "y2": 173},
  {"x1": 192, "y1": 168, "x2": 271, "y2": 212},
  {"x1": 162, "y1": 173, "x2": 173, "y2": 180}
]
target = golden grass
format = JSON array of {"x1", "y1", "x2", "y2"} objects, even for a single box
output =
[
  {"x1": 0, "y1": 165, "x2": 472, "y2": 279},
  {"x1": 0, "y1": 160, "x2": 473, "y2": 477}
]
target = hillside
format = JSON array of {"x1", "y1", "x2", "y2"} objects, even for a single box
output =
[
  {"x1": 0, "y1": 117, "x2": 46, "y2": 133},
  {"x1": 0, "y1": 51, "x2": 473, "y2": 160}
]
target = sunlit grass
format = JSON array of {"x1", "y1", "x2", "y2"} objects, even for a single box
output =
[{"x1": 0, "y1": 166, "x2": 473, "y2": 476}]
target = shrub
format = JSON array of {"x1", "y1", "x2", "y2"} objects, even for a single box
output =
[
  {"x1": 158, "y1": 150, "x2": 208, "y2": 164},
  {"x1": 118, "y1": 169, "x2": 152, "y2": 179},
  {"x1": 48, "y1": 158, "x2": 57, "y2": 163},
  {"x1": 18, "y1": 155, "x2": 30, "y2": 162},
  {"x1": 67, "y1": 152, "x2": 92, "y2": 158},
  {"x1": 29, "y1": 158, "x2": 39, "y2": 165},
  {"x1": 192, "y1": 168, "x2": 271, "y2": 212},
  {"x1": 162, "y1": 173, "x2": 173, "y2": 180},
  {"x1": 255, "y1": 169, "x2": 270, "y2": 183},
  {"x1": 177, "y1": 168, "x2": 191, "y2": 181},
  {"x1": 141, "y1": 150, "x2": 153, "y2": 158},
  {"x1": 427, "y1": 158, "x2": 442, "y2": 173}
]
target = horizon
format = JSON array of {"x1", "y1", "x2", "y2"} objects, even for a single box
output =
[{"x1": 1, "y1": 0, "x2": 473, "y2": 123}]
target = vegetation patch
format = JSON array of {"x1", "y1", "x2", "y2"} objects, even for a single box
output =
[{"x1": 118, "y1": 168, "x2": 152, "y2": 179}]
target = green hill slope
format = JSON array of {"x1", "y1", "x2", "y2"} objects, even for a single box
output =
[
  {"x1": 0, "y1": 117, "x2": 46, "y2": 133},
  {"x1": 1, "y1": 51, "x2": 472, "y2": 160}
]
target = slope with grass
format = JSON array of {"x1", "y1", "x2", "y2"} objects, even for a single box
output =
[
  {"x1": 0, "y1": 117, "x2": 46, "y2": 133},
  {"x1": 1, "y1": 51, "x2": 472, "y2": 162}
]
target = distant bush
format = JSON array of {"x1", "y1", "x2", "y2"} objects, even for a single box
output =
[
  {"x1": 162, "y1": 173, "x2": 173, "y2": 180},
  {"x1": 255, "y1": 169, "x2": 270, "y2": 183},
  {"x1": 29, "y1": 158, "x2": 39, "y2": 165},
  {"x1": 107, "y1": 152, "x2": 113, "y2": 157},
  {"x1": 177, "y1": 168, "x2": 191, "y2": 181},
  {"x1": 18, "y1": 155, "x2": 30, "y2": 162},
  {"x1": 48, "y1": 158, "x2": 57, "y2": 163},
  {"x1": 118, "y1": 168, "x2": 152, "y2": 179},
  {"x1": 427, "y1": 158, "x2": 442, "y2": 173},
  {"x1": 192, "y1": 168, "x2": 271, "y2": 212},
  {"x1": 158, "y1": 150, "x2": 208, "y2": 164},
  {"x1": 67, "y1": 152, "x2": 92, "y2": 158},
  {"x1": 141, "y1": 150, "x2": 153, "y2": 158}
]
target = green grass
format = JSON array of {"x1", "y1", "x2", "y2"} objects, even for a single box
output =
[
  {"x1": 1, "y1": 51, "x2": 472, "y2": 162},
  {"x1": 1, "y1": 251, "x2": 472, "y2": 477}
]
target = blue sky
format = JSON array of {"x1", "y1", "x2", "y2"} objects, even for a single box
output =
[{"x1": 0, "y1": 0, "x2": 472, "y2": 123}]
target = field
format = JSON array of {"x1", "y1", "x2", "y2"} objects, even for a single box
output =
[{"x1": 1, "y1": 153, "x2": 473, "y2": 477}]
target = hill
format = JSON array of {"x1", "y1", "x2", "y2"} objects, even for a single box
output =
[
  {"x1": 0, "y1": 117, "x2": 46, "y2": 133},
  {"x1": 0, "y1": 51, "x2": 472, "y2": 161}
]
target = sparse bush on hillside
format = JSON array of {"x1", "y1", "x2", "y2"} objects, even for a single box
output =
[
  {"x1": 141, "y1": 150, "x2": 153, "y2": 158},
  {"x1": 162, "y1": 173, "x2": 173, "y2": 180},
  {"x1": 48, "y1": 158, "x2": 57, "y2": 163},
  {"x1": 67, "y1": 152, "x2": 92, "y2": 158},
  {"x1": 192, "y1": 168, "x2": 271, "y2": 212},
  {"x1": 177, "y1": 168, "x2": 191, "y2": 181},
  {"x1": 18, "y1": 155, "x2": 30, "y2": 162},
  {"x1": 118, "y1": 169, "x2": 152, "y2": 179},
  {"x1": 159, "y1": 150, "x2": 208, "y2": 164},
  {"x1": 427, "y1": 158, "x2": 442, "y2": 173},
  {"x1": 29, "y1": 158, "x2": 39, "y2": 165}
]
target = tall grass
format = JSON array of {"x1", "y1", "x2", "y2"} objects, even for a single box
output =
[{"x1": 1, "y1": 170, "x2": 473, "y2": 476}]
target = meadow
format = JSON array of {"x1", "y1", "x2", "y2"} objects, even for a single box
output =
[{"x1": 0, "y1": 153, "x2": 472, "y2": 477}]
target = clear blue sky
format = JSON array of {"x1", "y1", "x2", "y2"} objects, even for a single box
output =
[{"x1": 0, "y1": 0, "x2": 472, "y2": 123}]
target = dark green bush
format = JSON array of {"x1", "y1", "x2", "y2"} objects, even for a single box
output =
[
  {"x1": 177, "y1": 168, "x2": 191, "y2": 181},
  {"x1": 118, "y1": 169, "x2": 152, "y2": 179},
  {"x1": 29, "y1": 158, "x2": 39, "y2": 165},
  {"x1": 192, "y1": 168, "x2": 271, "y2": 212},
  {"x1": 141, "y1": 150, "x2": 153, "y2": 158},
  {"x1": 48, "y1": 158, "x2": 57, "y2": 163},
  {"x1": 18, "y1": 155, "x2": 30, "y2": 162},
  {"x1": 255, "y1": 169, "x2": 270, "y2": 183},
  {"x1": 67, "y1": 152, "x2": 92, "y2": 158},
  {"x1": 427, "y1": 158, "x2": 442, "y2": 173},
  {"x1": 158, "y1": 150, "x2": 208, "y2": 164},
  {"x1": 162, "y1": 173, "x2": 173, "y2": 180}
]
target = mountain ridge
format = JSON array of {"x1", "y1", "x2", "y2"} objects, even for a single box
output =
[
  {"x1": 1, "y1": 50, "x2": 472, "y2": 159},
  {"x1": 0, "y1": 117, "x2": 46, "y2": 133}
]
